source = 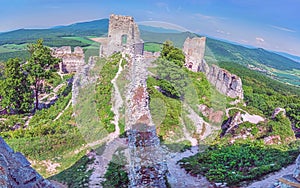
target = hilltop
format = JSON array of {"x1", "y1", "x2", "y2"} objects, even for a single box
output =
[{"x1": 0, "y1": 15, "x2": 300, "y2": 187}]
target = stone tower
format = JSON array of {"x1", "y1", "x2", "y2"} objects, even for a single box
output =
[
  {"x1": 100, "y1": 14, "x2": 144, "y2": 57},
  {"x1": 183, "y1": 36, "x2": 207, "y2": 72}
]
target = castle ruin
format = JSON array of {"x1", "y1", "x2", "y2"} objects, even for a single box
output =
[
  {"x1": 51, "y1": 46, "x2": 85, "y2": 73},
  {"x1": 98, "y1": 14, "x2": 144, "y2": 57},
  {"x1": 183, "y1": 37, "x2": 244, "y2": 99},
  {"x1": 183, "y1": 37, "x2": 207, "y2": 72}
]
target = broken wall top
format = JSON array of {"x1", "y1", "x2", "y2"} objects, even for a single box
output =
[{"x1": 0, "y1": 137, "x2": 55, "y2": 188}]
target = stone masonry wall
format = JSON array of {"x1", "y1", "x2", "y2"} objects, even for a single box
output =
[
  {"x1": 0, "y1": 137, "x2": 55, "y2": 188},
  {"x1": 183, "y1": 37, "x2": 207, "y2": 72},
  {"x1": 51, "y1": 46, "x2": 85, "y2": 73},
  {"x1": 99, "y1": 14, "x2": 144, "y2": 57}
]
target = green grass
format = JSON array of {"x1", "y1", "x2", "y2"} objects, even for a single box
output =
[
  {"x1": 144, "y1": 42, "x2": 162, "y2": 52},
  {"x1": 49, "y1": 155, "x2": 94, "y2": 187},
  {"x1": 101, "y1": 152, "x2": 129, "y2": 188},
  {"x1": 61, "y1": 36, "x2": 95, "y2": 45},
  {"x1": 180, "y1": 143, "x2": 299, "y2": 186},
  {"x1": 95, "y1": 54, "x2": 122, "y2": 133}
]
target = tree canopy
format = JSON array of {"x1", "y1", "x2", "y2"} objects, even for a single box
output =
[
  {"x1": 0, "y1": 58, "x2": 33, "y2": 113},
  {"x1": 25, "y1": 39, "x2": 59, "y2": 110}
]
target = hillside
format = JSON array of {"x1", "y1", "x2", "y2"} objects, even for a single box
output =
[{"x1": 205, "y1": 37, "x2": 300, "y2": 71}]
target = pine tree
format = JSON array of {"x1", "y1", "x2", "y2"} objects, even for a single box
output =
[
  {"x1": 25, "y1": 39, "x2": 59, "y2": 110},
  {"x1": 0, "y1": 58, "x2": 33, "y2": 113}
]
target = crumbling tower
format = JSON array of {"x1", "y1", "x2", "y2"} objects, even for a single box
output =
[{"x1": 99, "y1": 14, "x2": 144, "y2": 57}]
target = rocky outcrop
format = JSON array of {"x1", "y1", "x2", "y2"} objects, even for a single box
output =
[
  {"x1": 221, "y1": 112, "x2": 242, "y2": 137},
  {"x1": 183, "y1": 37, "x2": 244, "y2": 99},
  {"x1": 272, "y1": 107, "x2": 286, "y2": 119},
  {"x1": 207, "y1": 64, "x2": 244, "y2": 99},
  {"x1": 98, "y1": 14, "x2": 144, "y2": 57},
  {"x1": 198, "y1": 104, "x2": 224, "y2": 123},
  {"x1": 51, "y1": 46, "x2": 85, "y2": 73},
  {"x1": 0, "y1": 137, "x2": 55, "y2": 188}
]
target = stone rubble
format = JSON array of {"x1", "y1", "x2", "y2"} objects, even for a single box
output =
[
  {"x1": 0, "y1": 137, "x2": 56, "y2": 188},
  {"x1": 293, "y1": 155, "x2": 300, "y2": 181},
  {"x1": 271, "y1": 107, "x2": 286, "y2": 119},
  {"x1": 125, "y1": 55, "x2": 168, "y2": 188}
]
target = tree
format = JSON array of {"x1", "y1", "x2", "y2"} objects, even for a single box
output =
[
  {"x1": 25, "y1": 39, "x2": 59, "y2": 110},
  {"x1": 0, "y1": 58, "x2": 33, "y2": 113},
  {"x1": 161, "y1": 40, "x2": 185, "y2": 67}
]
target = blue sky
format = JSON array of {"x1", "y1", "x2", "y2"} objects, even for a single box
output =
[{"x1": 1, "y1": 0, "x2": 300, "y2": 56}]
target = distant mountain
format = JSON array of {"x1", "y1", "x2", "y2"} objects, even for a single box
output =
[
  {"x1": 275, "y1": 52, "x2": 300, "y2": 63},
  {"x1": 141, "y1": 31, "x2": 196, "y2": 47},
  {"x1": 204, "y1": 37, "x2": 300, "y2": 71},
  {"x1": 0, "y1": 18, "x2": 299, "y2": 72},
  {"x1": 139, "y1": 25, "x2": 181, "y2": 34},
  {"x1": 0, "y1": 19, "x2": 109, "y2": 46}
]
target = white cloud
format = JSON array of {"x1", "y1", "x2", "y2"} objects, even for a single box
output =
[
  {"x1": 216, "y1": 29, "x2": 230, "y2": 35},
  {"x1": 270, "y1": 25, "x2": 296, "y2": 33},
  {"x1": 256, "y1": 37, "x2": 265, "y2": 43},
  {"x1": 137, "y1": 21, "x2": 189, "y2": 32},
  {"x1": 194, "y1": 13, "x2": 215, "y2": 20}
]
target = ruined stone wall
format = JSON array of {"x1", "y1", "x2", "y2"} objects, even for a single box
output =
[
  {"x1": 100, "y1": 14, "x2": 144, "y2": 57},
  {"x1": 183, "y1": 37, "x2": 207, "y2": 72},
  {"x1": 51, "y1": 46, "x2": 85, "y2": 73},
  {"x1": 0, "y1": 137, "x2": 55, "y2": 188},
  {"x1": 125, "y1": 56, "x2": 167, "y2": 188},
  {"x1": 183, "y1": 37, "x2": 244, "y2": 99}
]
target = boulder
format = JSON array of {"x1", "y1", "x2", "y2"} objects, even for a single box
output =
[{"x1": 272, "y1": 107, "x2": 286, "y2": 119}]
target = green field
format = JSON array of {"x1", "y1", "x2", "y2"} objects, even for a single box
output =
[
  {"x1": 144, "y1": 42, "x2": 162, "y2": 52},
  {"x1": 61, "y1": 36, "x2": 95, "y2": 45}
]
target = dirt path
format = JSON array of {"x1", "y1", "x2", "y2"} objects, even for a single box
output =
[
  {"x1": 88, "y1": 59, "x2": 124, "y2": 188},
  {"x1": 88, "y1": 138, "x2": 127, "y2": 188},
  {"x1": 226, "y1": 107, "x2": 265, "y2": 124},
  {"x1": 185, "y1": 104, "x2": 217, "y2": 140},
  {"x1": 180, "y1": 118, "x2": 198, "y2": 146},
  {"x1": 54, "y1": 99, "x2": 72, "y2": 121},
  {"x1": 167, "y1": 146, "x2": 212, "y2": 188},
  {"x1": 110, "y1": 59, "x2": 123, "y2": 136},
  {"x1": 246, "y1": 164, "x2": 295, "y2": 188}
]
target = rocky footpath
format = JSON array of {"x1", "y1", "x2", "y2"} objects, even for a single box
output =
[{"x1": 0, "y1": 137, "x2": 55, "y2": 188}]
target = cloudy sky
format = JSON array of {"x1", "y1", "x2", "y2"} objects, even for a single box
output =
[{"x1": 1, "y1": 0, "x2": 300, "y2": 56}]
